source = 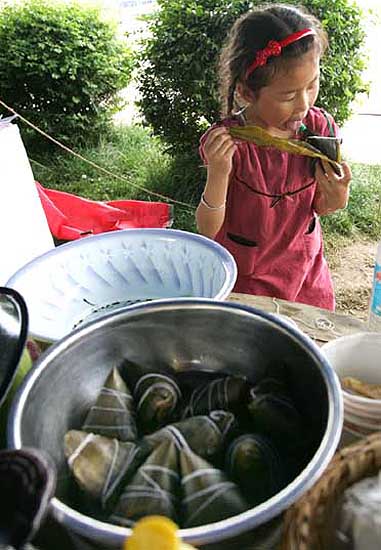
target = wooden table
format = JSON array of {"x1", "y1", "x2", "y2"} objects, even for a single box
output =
[{"x1": 228, "y1": 293, "x2": 366, "y2": 346}]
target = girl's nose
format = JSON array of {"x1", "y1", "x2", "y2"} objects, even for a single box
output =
[{"x1": 294, "y1": 92, "x2": 310, "y2": 115}]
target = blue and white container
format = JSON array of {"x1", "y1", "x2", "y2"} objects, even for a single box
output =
[{"x1": 368, "y1": 241, "x2": 381, "y2": 331}]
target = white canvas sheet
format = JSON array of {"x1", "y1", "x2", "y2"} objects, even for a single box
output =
[{"x1": 0, "y1": 123, "x2": 54, "y2": 285}]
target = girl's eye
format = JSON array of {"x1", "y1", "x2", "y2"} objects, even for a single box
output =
[
  {"x1": 309, "y1": 79, "x2": 319, "y2": 90},
  {"x1": 282, "y1": 96, "x2": 296, "y2": 102}
]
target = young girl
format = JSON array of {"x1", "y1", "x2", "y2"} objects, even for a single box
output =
[{"x1": 196, "y1": 4, "x2": 351, "y2": 311}]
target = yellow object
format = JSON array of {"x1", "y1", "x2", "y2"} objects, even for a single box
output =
[
  {"x1": 229, "y1": 124, "x2": 341, "y2": 168},
  {"x1": 341, "y1": 376, "x2": 381, "y2": 399},
  {"x1": 124, "y1": 517, "x2": 196, "y2": 550}
]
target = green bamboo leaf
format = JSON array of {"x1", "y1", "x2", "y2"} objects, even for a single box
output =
[{"x1": 229, "y1": 125, "x2": 341, "y2": 171}]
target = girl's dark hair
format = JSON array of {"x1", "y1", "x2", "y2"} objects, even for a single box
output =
[{"x1": 219, "y1": 4, "x2": 328, "y2": 116}]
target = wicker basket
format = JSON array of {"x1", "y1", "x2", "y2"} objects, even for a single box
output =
[{"x1": 281, "y1": 431, "x2": 381, "y2": 550}]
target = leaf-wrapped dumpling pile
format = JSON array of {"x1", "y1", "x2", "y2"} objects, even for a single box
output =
[
  {"x1": 64, "y1": 430, "x2": 147, "y2": 510},
  {"x1": 121, "y1": 359, "x2": 182, "y2": 433},
  {"x1": 179, "y1": 444, "x2": 249, "y2": 527},
  {"x1": 143, "y1": 410, "x2": 237, "y2": 461},
  {"x1": 82, "y1": 367, "x2": 137, "y2": 442},
  {"x1": 109, "y1": 439, "x2": 180, "y2": 526},
  {"x1": 247, "y1": 377, "x2": 309, "y2": 475},
  {"x1": 64, "y1": 364, "x2": 309, "y2": 530},
  {"x1": 175, "y1": 370, "x2": 224, "y2": 399},
  {"x1": 248, "y1": 383, "x2": 304, "y2": 446},
  {"x1": 183, "y1": 375, "x2": 250, "y2": 417},
  {"x1": 226, "y1": 433, "x2": 285, "y2": 506}
]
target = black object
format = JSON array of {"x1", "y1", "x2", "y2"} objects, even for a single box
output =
[
  {"x1": 0, "y1": 447, "x2": 56, "y2": 549},
  {"x1": 301, "y1": 126, "x2": 342, "y2": 175},
  {"x1": 0, "y1": 287, "x2": 28, "y2": 409}
]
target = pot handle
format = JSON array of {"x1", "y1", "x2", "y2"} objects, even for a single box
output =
[{"x1": 0, "y1": 287, "x2": 29, "y2": 408}]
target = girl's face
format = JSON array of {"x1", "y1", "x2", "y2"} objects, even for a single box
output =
[{"x1": 242, "y1": 49, "x2": 320, "y2": 136}]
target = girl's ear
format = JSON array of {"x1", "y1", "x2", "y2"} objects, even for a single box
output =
[{"x1": 236, "y1": 81, "x2": 256, "y2": 104}]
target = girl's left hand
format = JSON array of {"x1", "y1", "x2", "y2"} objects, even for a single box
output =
[{"x1": 313, "y1": 159, "x2": 351, "y2": 215}]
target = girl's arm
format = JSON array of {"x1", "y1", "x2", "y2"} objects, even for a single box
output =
[
  {"x1": 196, "y1": 126, "x2": 236, "y2": 238},
  {"x1": 312, "y1": 159, "x2": 351, "y2": 216},
  {"x1": 196, "y1": 170, "x2": 230, "y2": 238}
]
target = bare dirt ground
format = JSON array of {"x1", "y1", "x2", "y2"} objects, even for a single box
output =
[{"x1": 327, "y1": 238, "x2": 377, "y2": 321}]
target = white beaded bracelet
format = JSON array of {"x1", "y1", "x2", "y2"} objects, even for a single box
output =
[{"x1": 200, "y1": 193, "x2": 226, "y2": 211}]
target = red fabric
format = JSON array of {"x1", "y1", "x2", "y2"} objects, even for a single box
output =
[
  {"x1": 36, "y1": 182, "x2": 173, "y2": 241},
  {"x1": 199, "y1": 107, "x2": 337, "y2": 311}
]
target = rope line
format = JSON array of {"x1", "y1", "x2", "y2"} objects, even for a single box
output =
[
  {"x1": 294, "y1": 315, "x2": 341, "y2": 337},
  {"x1": 272, "y1": 297, "x2": 341, "y2": 337},
  {"x1": 0, "y1": 98, "x2": 195, "y2": 211}
]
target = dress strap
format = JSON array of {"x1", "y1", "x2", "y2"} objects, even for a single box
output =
[{"x1": 236, "y1": 175, "x2": 315, "y2": 208}]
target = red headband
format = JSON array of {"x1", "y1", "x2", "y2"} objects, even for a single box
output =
[{"x1": 245, "y1": 28, "x2": 316, "y2": 79}]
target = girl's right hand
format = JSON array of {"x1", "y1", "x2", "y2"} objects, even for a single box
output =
[{"x1": 203, "y1": 126, "x2": 236, "y2": 175}]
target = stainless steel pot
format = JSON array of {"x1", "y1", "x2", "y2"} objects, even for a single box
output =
[{"x1": 8, "y1": 299, "x2": 343, "y2": 548}]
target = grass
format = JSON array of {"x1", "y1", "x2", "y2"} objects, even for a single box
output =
[
  {"x1": 31, "y1": 124, "x2": 172, "y2": 202},
  {"x1": 30, "y1": 124, "x2": 381, "y2": 238},
  {"x1": 31, "y1": 123, "x2": 197, "y2": 232},
  {"x1": 321, "y1": 163, "x2": 381, "y2": 239}
]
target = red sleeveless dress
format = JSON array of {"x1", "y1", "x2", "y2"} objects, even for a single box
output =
[{"x1": 199, "y1": 107, "x2": 337, "y2": 311}]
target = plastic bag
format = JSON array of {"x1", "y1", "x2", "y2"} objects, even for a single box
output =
[
  {"x1": 335, "y1": 473, "x2": 381, "y2": 549},
  {"x1": 36, "y1": 182, "x2": 173, "y2": 241}
]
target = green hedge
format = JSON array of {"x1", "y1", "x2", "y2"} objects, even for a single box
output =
[
  {"x1": 138, "y1": 0, "x2": 367, "y2": 155},
  {"x1": 0, "y1": 0, "x2": 134, "y2": 150}
]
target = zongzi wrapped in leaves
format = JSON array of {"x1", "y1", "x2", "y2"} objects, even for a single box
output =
[
  {"x1": 120, "y1": 358, "x2": 175, "y2": 392},
  {"x1": 175, "y1": 370, "x2": 225, "y2": 400},
  {"x1": 226, "y1": 433, "x2": 286, "y2": 506},
  {"x1": 251, "y1": 376, "x2": 289, "y2": 397},
  {"x1": 302, "y1": 126, "x2": 342, "y2": 176},
  {"x1": 183, "y1": 375, "x2": 250, "y2": 418},
  {"x1": 248, "y1": 388, "x2": 303, "y2": 439},
  {"x1": 305, "y1": 135, "x2": 341, "y2": 163},
  {"x1": 64, "y1": 430, "x2": 147, "y2": 510},
  {"x1": 120, "y1": 360, "x2": 182, "y2": 433},
  {"x1": 82, "y1": 367, "x2": 137, "y2": 441},
  {"x1": 247, "y1": 390, "x2": 306, "y2": 460},
  {"x1": 248, "y1": 374, "x2": 300, "y2": 417},
  {"x1": 229, "y1": 124, "x2": 342, "y2": 173},
  {"x1": 109, "y1": 439, "x2": 180, "y2": 527},
  {"x1": 300, "y1": 123, "x2": 342, "y2": 163},
  {"x1": 180, "y1": 445, "x2": 248, "y2": 527},
  {"x1": 144, "y1": 410, "x2": 237, "y2": 461}
]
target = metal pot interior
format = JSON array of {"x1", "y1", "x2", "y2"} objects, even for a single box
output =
[{"x1": 9, "y1": 300, "x2": 341, "y2": 547}]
